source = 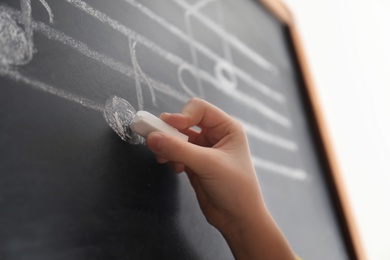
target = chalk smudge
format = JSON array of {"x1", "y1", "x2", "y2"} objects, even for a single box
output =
[
  {"x1": 0, "y1": 0, "x2": 53, "y2": 67},
  {"x1": 0, "y1": 11, "x2": 32, "y2": 66},
  {"x1": 103, "y1": 96, "x2": 144, "y2": 145}
]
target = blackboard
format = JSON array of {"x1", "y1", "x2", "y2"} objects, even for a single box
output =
[{"x1": 0, "y1": 0, "x2": 361, "y2": 259}]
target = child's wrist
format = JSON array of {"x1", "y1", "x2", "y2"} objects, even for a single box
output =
[
  {"x1": 218, "y1": 206, "x2": 267, "y2": 238},
  {"x1": 219, "y1": 209, "x2": 296, "y2": 260}
]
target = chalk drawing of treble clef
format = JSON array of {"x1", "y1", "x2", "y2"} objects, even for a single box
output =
[{"x1": 0, "y1": 0, "x2": 53, "y2": 67}]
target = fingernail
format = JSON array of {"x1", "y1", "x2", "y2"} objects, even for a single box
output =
[
  {"x1": 147, "y1": 132, "x2": 164, "y2": 152},
  {"x1": 160, "y1": 112, "x2": 171, "y2": 119}
]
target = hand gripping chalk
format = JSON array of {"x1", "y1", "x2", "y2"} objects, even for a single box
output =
[{"x1": 130, "y1": 111, "x2": 188, "y2": 142}]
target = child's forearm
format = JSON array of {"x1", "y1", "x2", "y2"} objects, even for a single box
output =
[
  {"x1": 220, "y1": 208, "x2": 295, "y2": 260},
  {"x1": 146, "y1": 98, "x2": 296, "y2": 259}
]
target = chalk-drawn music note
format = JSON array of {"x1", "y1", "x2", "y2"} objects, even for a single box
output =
[
  {"x1": 0, "y1": 0, "x2": 53, "y2": 67},
  {"x1": 178, "y1": 0, "x2": 237, "y2": 97},
  {"x1": 0, "y1": 1, "x2": 306, "y2": 180},
  {"x1": 213, "y1": 0, "x2": 238, "y2": 91},
  {"x1": 128, "y1": 38, "x2": 157, "y2": 110},
  {"x1": 177, "y1": 0, "x2": 206, "y2": 98}
]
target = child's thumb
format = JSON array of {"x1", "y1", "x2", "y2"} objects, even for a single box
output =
[{"x1": 146, "y1": 132, "x2": 205, "y2": 169}]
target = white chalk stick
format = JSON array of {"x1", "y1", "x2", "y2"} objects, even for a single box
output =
[{"x1": 130, "y1": 111, "x2": 188, "y2": 142}]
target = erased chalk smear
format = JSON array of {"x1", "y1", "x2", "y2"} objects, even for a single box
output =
[{"x1": 103, "y1": 96, "x2": 144, "y2": 145}]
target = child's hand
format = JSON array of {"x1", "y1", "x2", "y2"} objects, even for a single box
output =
[
  {"x1": 146, "y1": 98, "x2": 295, "y2": 259},
  {"x1": 146, "y1": 98, "x2": 262, "y2": 230}
]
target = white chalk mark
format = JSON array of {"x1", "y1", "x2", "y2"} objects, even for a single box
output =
[
  {"x1": 34, "y1": 22, "x2": 188, "y2": 101},
  {"x1": 238, "y1": 118, "x2": 298, "y2": 151},
  {"x1": 0, "y1": 3, "x2": 302, "y2": 179},
  {"x1": 20, "y1": 0, "x2": 33, "y2": 61},
  {"x1": 199, "y1": 69, "x2": 291, "y2": 127},
  {"x1": 26, "y1": 17, "x2": 189, "y2": 102},
  {"x1": 23, "y1": 0, "x2": 54, "y2": 24},
  {"x1": 2, "y1": 2, "x2": 292, "y2": 140},
  {"x1": 0, "y1": 67, "x2": 104, "y2": 111},
  {"x1": 137, "y1": 67, "x2": 157, "y2": 106},
  {"x1": 37, "y1": 0, "x2": 54, "y2": 24},
  {"x1": 1, "y1": 5, "x2": 186, "y2": 105},
  {"x1": 215, "y1": 0, "x2": 236, "y2": 81},
  {"x1": 19, "y1": 0, "x2": 54, "y2": 62},
  {"x1": 1, "y1": 4, "x2": 189, "y2": 103},
  {"x1": 252, "y1": 156, "x2": 307, "y2": 180},
  {"x1": 177, "y1": 64, "x2": 199, "y2": 97},
  {"x1": 190, "y1": 0, "x2": 215, "y2": 12},
  {"x1": 103, "y1": 96, "x2": 144, "y2": 144},
  {"x1": 183, "y1": 0, "x2": 214, "y2": 98},
  {"x1": 171, "y1": 0, "x2": 278, "y2": 74},
  {"x1": 214, "y1": 59, "x2": 236, "y2": 91},
  {"x1": 64, "y1": 0, "x2": 291, "y2": 127},
  {"x1": 0, "y1": 11, "x2": 31, "y2": 66},
  {"x1": 212, "y1": 0, "x2": 238, "y2": 91},
  {"x1": 182, "y1": 21, "x2": 203, "y2": 97},
  {"x1": 114, "y1": 112, "x2": 125, "y2": 136},
  {"x1": 129, "y1": 39, "x2": 144, "y2": 110},
  {"x1": 128, "y1": 39, "x2": 157, "y2": 110},
  {"x1": 0, "y1": 0, "x2": 53, "y2": 67},
  {"x1": 124, "y1": 0, "x2": 285, "y2": 103}
]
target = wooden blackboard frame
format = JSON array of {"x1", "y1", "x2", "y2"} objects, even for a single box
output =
[{"x1": 259, "y1": 0, "x2": 366, "y2": 259}]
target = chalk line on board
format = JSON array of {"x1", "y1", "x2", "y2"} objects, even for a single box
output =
[
  {"x1": 0, "y1": 67, "x2": 104, "y2": 111},
  {"x1": 199, "y1": 70, "x2": 291, "y2": 128},
  {"x1": 64, "y1": 0, "x2": 291, "y2": 127},
  {"x1": 183, "y1": 0, "x2": 207, "y2": 98},
  {"x1": 0, "y1": 65, "x2": 305, "y2": 181},
  {"x1": 129, "y1": 39, "x2": 158, "y2": 110},
  {"x1": 124, "y1": 0, "x2": 284, "y2": 103},
  {"x1": 20, "y1": 0, "x2": 34, "y2": 63},
  {"x1": 184, "y1": 0, "x2": 237, "y2": 93},
  {"x1": 0, "y1": 0, "x2": 53, "y2": 67},
  {"x1": 4, "y1": 2, "x2": 277, "y2": 121},
  {"x1": 0, "y1": 3, "x2": 295, "y2": 149},
  {"x1": 213, "y1": 0, "x2": 238, "y2": 92},
  {"x1": 171, "y1": 0, "x2": 278, "y2": 74},
  {"x1": 26, "y1": 13, "x2": 189, "y2": 103},
  {"x1": 238, "y1": 118, "x2": 298, "y2": 151},
  {"x1": 252, "y1": 156, "x2": 307, "y2": 180},
  {"x1": 37, "y1": 0, "x2": 54, "y2": 23},
  {"x1": 129, "y1": 39, "x2": 145, "y2": 110}
]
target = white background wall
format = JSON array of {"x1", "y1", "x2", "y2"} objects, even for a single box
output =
[{"x1": 281, "y1": 0, "x2": 390, "y2": 259}]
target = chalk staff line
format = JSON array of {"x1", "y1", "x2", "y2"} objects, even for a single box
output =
[
  {"x1": 0, "y1": 3, "x2": 306, "y2": 181},
  {"x1": 124, "y1": 0, "x2": 284, "y2": 104},
  {"x1": 64, "y1": 0, "x2": 291, "y2": 128},
  {"x1": 1, "y1": 4, "x2": 296, "y2": 150},
  {"x1": 171, "y1": 0, "x2": 279, "y2": 74},
  {"x1": 252, "y1": 156, "x2": 307, "y2": 180},
  {"x1": 0, "y1": 67, "x2": 104, "y2": 112},
  {"x1": 0, "y1": 66, "x2": 305, "y2": 180},
  {"x1": 0, "y1": 3, "x2": 298, "y2": 149}
]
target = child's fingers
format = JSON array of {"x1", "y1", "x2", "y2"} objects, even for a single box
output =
[
  {"x1": 169, "y1": 162, "x2": 186, "y2": 174},
  {"x1": 156, "y1": 156, "x2": 168, "y2": 164},
  {"x1": 181, "y1": 98, "x2": 233, "y2": 131},
  {"x1": 146, "y1": 131, "x2": 209, "y2": 174}
]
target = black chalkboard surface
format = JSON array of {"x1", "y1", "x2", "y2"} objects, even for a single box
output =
[{"x1": 0, "y1": 0, "x2": 357, "y2": 259}]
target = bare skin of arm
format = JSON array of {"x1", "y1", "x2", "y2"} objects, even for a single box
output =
[{"x1": 146, "y1": 98, "x2": 295, "y2": 260}]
